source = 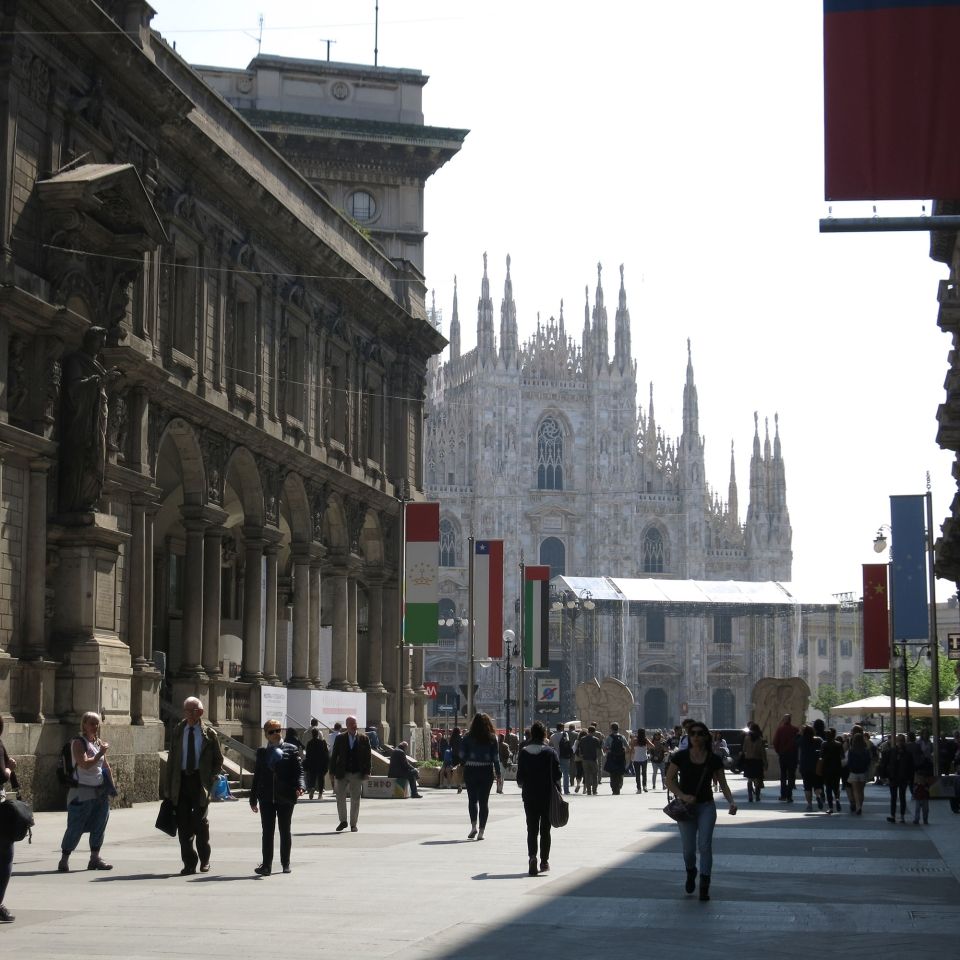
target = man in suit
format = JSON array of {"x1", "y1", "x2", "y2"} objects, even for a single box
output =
[
  {"x1": 329, "y1": 715, "x2": 371, "y2": 831},
  {"x1": 166, "y1": 696, "x2": 223, "y2": 875}
]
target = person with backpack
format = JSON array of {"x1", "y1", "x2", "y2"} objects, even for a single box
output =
[
  {"x1": 58, "y1": 711, "x2": 114, "y2": 873},
  {"x1": 556, "y1": 725, "x2": 575, "y2": 795},
  {"x1": 602, "y1": 722, "x2": 630, "y2": 795}
]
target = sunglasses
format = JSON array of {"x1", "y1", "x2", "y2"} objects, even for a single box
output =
[{"x1": 265, "y1": 728, "x2": 282, "y2": 735}]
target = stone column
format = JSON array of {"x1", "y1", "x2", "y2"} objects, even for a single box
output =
[
  {"x1": 308, "y1": 555, "x2": 322, "y2": 686},
  {"x1": 144, "y1": 504, "x2": 156, "y2": 663},
  {"x1": 240, "y1": 526, "x2": 264, "y2": 682},
  {"x1": 381, "y1": 579, "x2": 399, "y2": 735},
  {"x1": 346, "y1": 574, "x2": 359, "y2": 690},
  {"x1": 202, "y1": 521, "x2": 228, "y2": 677},
  {"x1": 178, "y1": 507, "x2": 208, "y2": 678},
  {"x1": 365, "y1": 580, "x2": 385, "y2": 691},
  {"x1": 23, "y1": 458, "x2": 51, "y2": 658},
  {"x1": 263, "y1": 536, "x2": 281, "y2": 684},
  {"x1": 288, "y1": 547, "x2": 311, "y2": 688},
  {"x1": 129, "y1": 496, "x2": 163, "y2": 726},
  {"x1": 327, "y1": 569, "x2": 349, "y2": 690},
  {"x1": 413, "y1": 646, "x2": 427, "y2": 726},
  {"x1": 128, "y1": 498, "x2": 147, "y2": 668}
]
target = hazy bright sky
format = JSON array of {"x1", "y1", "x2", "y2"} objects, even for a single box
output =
[{"x1": 150, "y1": 1, "x2": 955, "y2": 599}]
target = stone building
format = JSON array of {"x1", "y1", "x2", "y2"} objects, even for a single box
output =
[
  {"x1": 0, "y1": 1, "x2": 462, "y2": 807},
  {"x1": 422, "y1": 256, "x2": 793, "y2": 724}
]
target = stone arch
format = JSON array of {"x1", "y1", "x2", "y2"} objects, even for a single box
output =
[
  {"x1": 534, "y1": 408, "x2": 574, "y2": 490},
  {"x1": 224, "y1": 446, "x2": 264, "y2": 527},
  {"x1": 640, "y1": 521, "x2": 670, "y2": 575},
  {"x1": 280, "y1": 472, "x2": 311, "y2": 544},
  {"x1": 439, "y1": 514, "x2": 462, "y2": 567},
  {"x1": 156, "y1": 417, "x2": 206, "y2": 506},
  {"x1": 643, "y1": 687, "x2": 670, "y2": 729},
  {"x1": 360, "y1": 509, "x2": 384, "y2": 567},
  {"x1": 322, "y1": 493, "x2": 348, "y2": 552}
]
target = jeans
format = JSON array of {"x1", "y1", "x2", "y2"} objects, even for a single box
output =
[
  {"x1": 464, "y1": 766, "x2": 494, "y2": 828},
  {"x1": 913, "y1": 797, "x2": 929, "y2": 823},
  {"x1": 889, "y1": 783, "x2": 908, "y2": 818},
  {"x1": 558, "y1": 759, "x2": 571, "y2": 794},
  {"x1": 824, "y1": 777, "x2": 841, "y2": 807},
  {"x1": 677, "y1": 801, "x2": 717, "y2": 876},
  {"x1": 259, "y1": 800, "x2": 294, "y2": 868},
  {"x1": 635, "y1": 761, "x2": 648, "y2": 790},
  {"x1": 650, "y1": 761, "x2": 665, "y2": 789},
  {"x1": 61, "y1": 795, "x2": 110, "y2": 855},
  {"x1": 778, "y1": 752, "x2": 797, "y2": 799},
  {"x1": 524, "y1": 803, "x2": 551, "y2": 861}
]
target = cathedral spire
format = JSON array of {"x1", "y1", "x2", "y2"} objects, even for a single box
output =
[
  {"x1": 449, "y1": 274, "x2": 460, "y2": 360},
  {"x1": 682, "y1": 338, "x2": 699, "y2": 437},
  {"x1": 613, "y1": 263, "x2": 631, "y2": 374},
  {"x1": 477, "y1": 251, "x2": 495, "y2": 362},
  {"x1": 728, "y1": 439, "x2": 739, "y2": 529},
  {"x1": 582, "y1": 284, "x2": 593, "y2": 370},
  {"x1": 592, "y1": 262, "x2": 609, "y2": 371},
  {"x1": 558, "y1": 298, "x2": 566, "y2": 342},
  {"x1": 499, "y1": 252, "x2": 519, "y2": 368}
]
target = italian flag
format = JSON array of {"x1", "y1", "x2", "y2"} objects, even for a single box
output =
[
  {"x1": 404, "y1": 502, "x2": 439, "y2": 646},
  {"x1": 472, "y1": 540, "x2": 504, "y2": 659},
  {"x1": 524, "y1": 565, "x2": 550, "y2": 669}
]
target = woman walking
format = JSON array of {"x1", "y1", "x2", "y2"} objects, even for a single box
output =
[
  {"x1": 250, "y1": 719, "x2": 305, "y2": 875},
  {"x1": 820, "y1": 728, "x2": 844, "y2": 813},
  {"x1": 58, "y1": 711, "x2": 114, "y2": 872},
  {"x1": 880, "y1": 734, "x2": 914, "y2": 824},
  {"x1": 798, "y1": 725, "x2": 826, "y2": 811},
  {"x1": 572, "y1": 731, "x2": 585, "y2": 793},
  {"x1": 664, "y1": 721, "x2": 737, "y2": 902},
  {"x1": 739, "y1": 722, "x2": 767, "y2": 803},
  {"x1": 632, "y1": 729, "x2": 653, "y2": 793},
  {"x1": 517, "y1": 721, "x2": 561, "y2": 876},
  {"x1": 459, "y1": 713, "x2": 502, "y2": 840},
  {"x1": 303, "y1": 727, "x2": 329, "y2": 800},
  {"x1": 845, "y1": 730, "x2": 872, "y2": 815},
  {"x1": 649, "y1": 731, "x2": 667, "y2": 790}
]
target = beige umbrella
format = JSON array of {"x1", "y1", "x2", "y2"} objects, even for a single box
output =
[
  {"x1": 937, "y1": 699, "x2": 960, "y2": 716},
  {"x1": 830, "y1": 695, "x2": 932, "y2": 716}
]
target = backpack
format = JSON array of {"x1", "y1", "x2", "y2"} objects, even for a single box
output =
[
  {"x1": 558, "y1": 732, "x2": 573, "y2": 759},
  {"x1": 56, "y1": 738, "x2": 79, "y2": 788},
  {"x1": 609, "y1": 736, "x2": 625, "y2": 762},
  {"x1": 0, "y1": 796, "x2": 34, "y2": 843}
]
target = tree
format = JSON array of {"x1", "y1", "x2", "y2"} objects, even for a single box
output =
[{"x1": 811, "y1": 683, "x2": 842, "y2": 725}]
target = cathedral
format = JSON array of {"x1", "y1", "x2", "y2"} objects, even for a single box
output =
[{"x1": 423, "y1": 254, "x2": 794, "y2": 724}]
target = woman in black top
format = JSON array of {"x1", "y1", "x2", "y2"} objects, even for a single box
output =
[
  {"x1": 664, "y1": 721, "x2": 737, "y2": 902},
  {"x1": 516, "y1": 721, "x2": 561, "y2": 876}
]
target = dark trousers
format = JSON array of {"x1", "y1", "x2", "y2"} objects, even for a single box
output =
[
  {"x1": 464, "y1": 767, "x2": 494, "y2": 828},
  {"x1": 634, "y1": 761, "x2": 648, "y2": 790},
  {"x1": 778, "y1": 753, "x2": 797, "y2": 799},
  {"x1": 889, "y1": 782, "x2": 908, "y2": 818},
  {"x1": 259, "y1": 801, "x2": 294, "y2": 868},
  {"x1": 305, "y1": 768, "x2": 326, "y2": 794},
  {"x1": 176, "y1": 772, "x2": 211, "y2": 869},
  {"x1": 0, "y1": 839, "x2": 12, "y2": 904},
  {"x1": 524, "y1": 804, "x2": 551, "y2": 861},
  {"x1": 608, "y1": 772, "x2": 624, "y2": 795}
]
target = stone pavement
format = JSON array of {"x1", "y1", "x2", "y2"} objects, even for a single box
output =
[{"x1": 3, "y1": 775, "x2": 959, "y2": 959}]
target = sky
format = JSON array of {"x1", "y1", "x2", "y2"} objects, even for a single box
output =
[{"x1": 150, "y1": 1, "x2": 956, "y2": 599}]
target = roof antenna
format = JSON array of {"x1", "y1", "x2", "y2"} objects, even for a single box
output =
[
  {"x1": 374, "y1": 0, "x2": 379, "y2": 66},
  {"x1": 257, "y1": 13, "x2": 264, "y2": 56},
  {"x1": 319, "y1": 39, "x2": 336, "y2": 61}
]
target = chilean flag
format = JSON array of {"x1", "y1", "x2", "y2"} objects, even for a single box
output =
[
  {"x1": 472, "y1": 540, "x2": 503, "y2": 659},
  {"x1": 824, "y1": 1, "x2": 960, "y2": 200}
]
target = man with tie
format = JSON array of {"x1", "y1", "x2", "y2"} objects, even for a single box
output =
[
  {"x1": 329, "y1": 715, "x2": 372, "y2": 832},
  {"x1": 166, "y1": 697, "x2": 223, "y2": 875}
]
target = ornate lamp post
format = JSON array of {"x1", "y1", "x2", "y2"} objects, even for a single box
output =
[
  {"x1": 502, "y1": 628, "x2": 520, "y2": 731},
  {"x1": 438, "y1": 611, "x2": 468, "y2": 718},
  {"x1": 550, "y1": 587, "x2": 595, "y2": 720}
]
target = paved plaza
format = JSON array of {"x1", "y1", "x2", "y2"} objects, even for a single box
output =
[{"x1": 4, "y1": 775, "x2": 959, "y2": 958}]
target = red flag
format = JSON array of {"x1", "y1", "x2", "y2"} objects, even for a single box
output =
[{"x1": 862, "y1": 563, "x2": 890, "y2": 670}]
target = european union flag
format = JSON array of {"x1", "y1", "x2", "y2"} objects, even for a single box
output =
[{"x1": 890, "y1": 495, "x2": 928, "y2": 640}]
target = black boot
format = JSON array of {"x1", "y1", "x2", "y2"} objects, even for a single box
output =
[
  {"x1": 747, "y1": 782, "x2": 754, "y2": 803},
  {"x1": 699, "y1": 875, "x2": 711, "y2": 901},
  {"x1": 685, "y1": 868, "x2": 697, "y2": 894}
]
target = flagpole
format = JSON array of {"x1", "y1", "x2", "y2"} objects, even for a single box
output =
[
  {"x1": 397, "y1": 492, "x2": 407, "y2": 744},
  {"x1": 467, "y1": 536, "x2": 475, "y2": 722},
  {"x1": 518, "y1": 551, "x2": 525, "y2": 739},
  {"x1": 926, "y1": 486, "x2": 942, "y2": 775}
]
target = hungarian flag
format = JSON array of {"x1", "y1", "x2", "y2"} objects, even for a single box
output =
[
  {"x1": 862, "y1": 563, "x2": 890, "y2": 670},
  {"x1": 404, "y1": 502, "x2": 439, "y2": 645},
  {"x1": 824, "y1": 1, "x2": 960, "y2": 200},
  {"x1": 472, "y1": 540, "x2": 503, "y2": 659},
  {"x1": 524, "y1": 565, "x2": 550, "y2": 669}
]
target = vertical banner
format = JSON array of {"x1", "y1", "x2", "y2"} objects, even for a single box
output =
[
  {"x1": 862, "y1": 563, "x2": 890, "y2": 670},
  {"x1": 404, "y1": 502, "x2": 439, "y2": 646},
  {"x1": 824, "y1": 0, "x2": 960, "y2": 200},
  {"x1": 472, "y1": 540, "x2": 503, "y2": 659},
  {"x1": 890, "y1": 494, "x2": 928, "y2": 640},
  {"x1": 524, "y1": 565, "x2": 550, "y2": 669}
]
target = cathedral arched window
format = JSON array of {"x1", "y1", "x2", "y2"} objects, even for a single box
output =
[
  {"x1": 539, "y1": 537, "x2": 566, "y2": 578},
  {"x1": 712, "y1": 688, "x2": 735, "y2": 729},
  {"x1": 536, "y1": 417, "x2": 564, "y2": 490},
  {"x1": 439, "y1": 518, "x2": 460, "y2": 567},
  {"x1": 642, "y1": 528, "x2": 665, "y2": 574},
  {"x1": 644, "y1": 688, "x2": 669, "y2": 729}
]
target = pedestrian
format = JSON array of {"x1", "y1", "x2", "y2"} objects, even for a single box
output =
[
  {"x1": 632, "y1": 728, "x2": 652, "y2": 793},
  {"x1": 303, "y1": 726, "x2": 329, "y2": 800},
  {"x1": 504, "y1": 726, "x2": 519, "y2": 757},
  {"x1": 602, "y1": 722, "x2": 630, "y2": 795},
  {"x1": 449, "y1": 726, "x2": 464, "y2": 794},
  {"x1": 879, "y1": 733, "x2": 914, "y2": 824},
  {"x1": 460, "y1": 712, "x2": 502, "y2": 840},
  {"x1": 329, "y1": 715, "x2": 371, "y2": 832},
  {"x1": 664, "y1": 721, "x2": 737, "y2": 902},
  {"x1": 578, "y1": 725, "x2": 602, "y2": 795},
  {"x1": 772, "y1": 713, "x2": 800, "y2": 802},
  {"x1": 556, "y1": 725, "x2": 575, "y2": 794},
  {"x1": 844, "y1": 730, "x2": 872, "y2": 815},
  {"x1": 497, "y1": 734, "x2": 511, "y2": 792},
  {"x1": 913, "y1": 755, "x2": 934, "y2": 824},
  {"x1": 58, "y1": 711, "x2": 115, "y2": 873},
  {"x1": 819, "y1": 728, "x2": 844, "y2": 813},
  {"x1": 516, "y1": 721, "x2": 561, "y2": 877},
  {"x1": 440, "y1": 745, "x2": 456, "y2": 789},
  {"x1": 797, "y1": 724, "x2": 825, "y2": 811},
  {"x1": 284, "y1": 727, "x2": 305, "y2": 754},
  {"x1": 388, "y1": 741, "x2": 422, "y2": 798},
  {"x1": 649, "y1": 731, "x2": 667, "y2": 790},
  {"x1": 0, "y1": 716, "x2": 17, "y2": 921},
  {"x1": 166, "y1": 696, "x2": 223, "y2": 875},
  {"x1": 739, "y1": 722, "x2": 767, "y2": 803},
  {"x1": 250, "y1": 719, "x2": 305, "y2": 875}
]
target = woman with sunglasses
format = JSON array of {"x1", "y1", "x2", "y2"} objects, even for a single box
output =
[
  {"x1": 250, "y1": 719, "x2": 305, "y2": 875},
  {"x1": 664, "y1": 721, "x2": 737, "y2": 902}
]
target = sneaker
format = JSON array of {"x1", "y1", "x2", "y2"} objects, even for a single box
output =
[
  {"x1": 0, "y1": 905, "x2": 14, "y2": 922},
  {"x1": 254, "y1": 864, "x2": 272, "y2": 876}
]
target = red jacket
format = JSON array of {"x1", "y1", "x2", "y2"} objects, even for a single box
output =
[{"x1": 772, "y1": 724, "x2": 799, "y2": 755}]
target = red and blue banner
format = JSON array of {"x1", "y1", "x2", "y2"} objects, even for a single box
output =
[{"x1": 824, "y1": 0, "x2": 960, "y2": 200}]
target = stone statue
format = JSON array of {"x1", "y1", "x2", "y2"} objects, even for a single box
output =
[
  {"x1": 58, "y1": 326, "x2": 121, "y2": 515},
  {"x1": 751, "y1": 677, "x2": 810, "y2": 739},
  {"x1": 575, "y1": 676, "x2": 635, "y2": 733}
]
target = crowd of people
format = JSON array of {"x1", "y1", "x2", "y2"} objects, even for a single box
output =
[{"x1": 1, "y1": 704, "x2": 959, "y2": 922}]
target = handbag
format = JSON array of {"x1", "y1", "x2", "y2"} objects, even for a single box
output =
[
  {"x1": 0, "y1": 794, "x2": 34, "y2": 843},
  {"x1": 663, "y1": 756, "x2": 711, "y2": 823},
  {"x1": 155, "y1": 798, "x2": 178, "y2": 837},
  {"x1": 549, "y1": 784, "x2": 569, "y2": 828}
]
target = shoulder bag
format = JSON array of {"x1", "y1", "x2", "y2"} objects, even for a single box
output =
[
  {"x1": 549, "y1": 783, "x2": 569, "y2": 828},
  {"x1": 664, "y1": 757, "x2": 711, "y2": 823}
]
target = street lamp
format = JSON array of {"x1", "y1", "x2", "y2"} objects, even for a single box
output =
[
  {"x1": 438, "y1": 611, "x2": 468, "y2": 718},
  {"x1": 502, "y1": 629, "x2": 520, "y2": 732},
  {"x1": 550, "y1": 587, "x2": 595, "y2": 720}
]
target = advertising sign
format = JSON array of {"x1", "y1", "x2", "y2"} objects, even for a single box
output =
[{"x1": 537, "y1": 678, "x2": 560, "y2": 703}]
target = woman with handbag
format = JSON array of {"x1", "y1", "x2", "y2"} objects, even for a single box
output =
[
  {"x1": 739, "y1": 722, "x2": 767, "y2": 803},
  {"x1": 664, "y1": 721, "x2": 737, "y2": 902},
  {"x1": 250, "y1": 719, "x2": 305, "y2": 875},
  {"x1": 459, "y1": 713, "x2": 502, "y2": 840},
  {"x1": 517, "y1": 721, "x2": 561, "y2": 876}
]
